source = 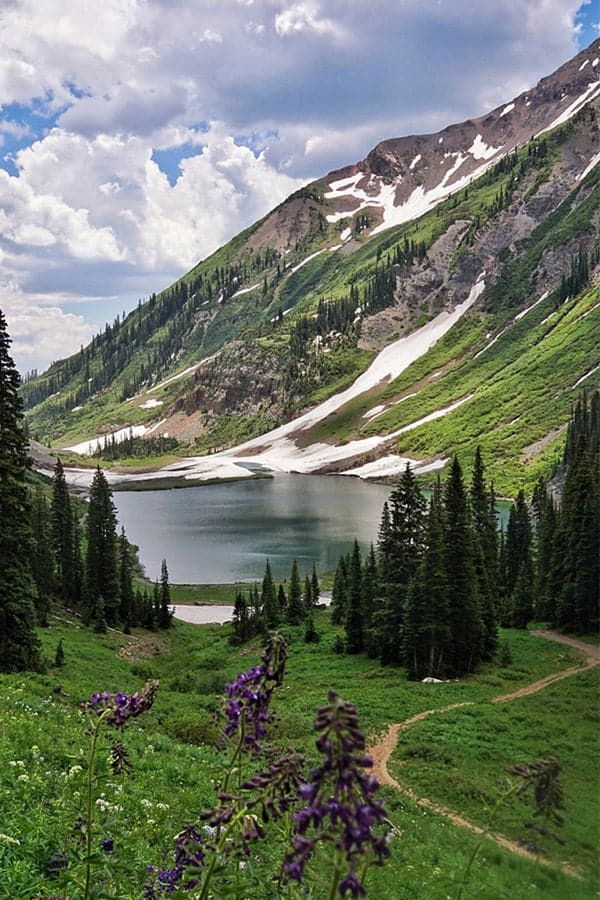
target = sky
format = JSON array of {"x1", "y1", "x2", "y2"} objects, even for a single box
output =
[{"x1": 0, "y1": 0, "x2": 597, "y2": 373}]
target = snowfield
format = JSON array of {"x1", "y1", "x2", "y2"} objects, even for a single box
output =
[{"x1": 60, "y1": 276, "x2": 485, "y2": 488}]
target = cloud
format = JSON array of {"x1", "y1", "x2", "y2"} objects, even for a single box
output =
[
  {"x1": 0, "y1": 0, "x2": 589, "y2": 371},
  {"x1": 0, "y1": 279, "x2": 94, "y2": 373}
]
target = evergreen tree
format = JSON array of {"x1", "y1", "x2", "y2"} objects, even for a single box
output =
[
  {"x1": 403, "y1": 481, "x2": 451, "y2": 679},
  {"x1": 287, "y1": 560, "x2": 303, "y2": 624},
  {"x1": 469, "y1": 449, "x2": 498, "y2": 658},
  {"x1": 330, "y1": 554, "x2": 348, "y2": 625},
  {"x1": 51, "y1": 458, "x2": 75, "y2": 604},
  {"x1": 85, "y1": 467, "x2": 119, "y2": 626},
  {"x1": 31, "y1": 483, "x2": 53, "y2": 625},
  {"x1": 443, "y1": 457, "x2": 481, "y2": 674},
  {"x1": 304, "y1": 610, "x2": 320, "y2": 643},
  {"x1": 345, "y1": 541, "x2": 364, "y2": 654},
  {"x1": 378, "y1": 464, "x2": 426, "y2": 665},
  {"x1": 304, "y1": 574, "x2": 313, "y2": 610},
  {"x1": 231, "y1": 592, "x2": 249, "y2": 644},
  {"x1": 72, "y1": 510, "x2": 84, "y2": 610},
  {"x1": 158, "y1": 558, "x2": 172, "y2": 629},
  {"x1": 511, "y1": 555, "x2": 534, "y2": 628},
  {"x1": 362, "y1": 544, "x2": 380, "y2": 658},
  {"x1": 54, "y1": 639, "x2": 65, "y2": 667},
  {"x1": 118, "y1": 528, "x2": 134, "y2": 627},
  {"x1": 311, "y1": 564, "x2": 320, "y2": 605},
  {"x1": 531, "y1": 479, "x2": 557, "y2": 621},
  {"x1": 261, "y1": 559, "x2": 279, "y2": 628},
  {"x1": 505, "y1": 490, "x2": 534, "y2": 628},
  {"x1": 277, "y1": 583, "x2": 287, "y2": 615},
  {"x1": 0, "y1": 309, "x2": 41, "y2": 672}
]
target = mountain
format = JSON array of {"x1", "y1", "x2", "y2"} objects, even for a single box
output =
[{"x1": 23, "y1": 40, "x2": 600, "y2": 495}]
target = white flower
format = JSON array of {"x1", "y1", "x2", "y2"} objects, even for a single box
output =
[
  {"x1": 156, "y1": 802, "x2": 169, "y2": 811},
  {"x1": 68, "y1": 765, "x2": 83, "y2": 777},
  {"x1": 140, "y1": 799, "x2": 153, "y2": 809},
  {"x1": 17, "y1": 774, "x2": 29, "y2": 782}
]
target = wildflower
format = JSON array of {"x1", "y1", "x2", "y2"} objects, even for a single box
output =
[
  {"x1": 223, "y1": 633, "x2": 287, "y2": 752},
  {"x1": 110, "y1": 740, "x2": 133, "y2": 775},
  {"x1": 101, "y1": 838, "x2": 114, "y2": 853},
  {"x1": 88, "y1": 680, "x2": 159, "y2": 728},
  {"x1": 241, "y1": 751, "x2": 305, "y2": 821},
  {"x1": 47, "y1": 851, "x2": 68, "y2": 873},
  {"x1": 68, "y1": 765, "x2": 83, "y2": 777},
  {"x1": 17, "y1": 773, "x2": 29, "y2": 782},
  {"x1": 141, "y1": 798, "x2": 153, "y2": 809},
  {"x1": 0, "y1": 834, "x2": 20, "y2": 846},
  {"x1": 283, "y1": 692, "x2": 389, "y2": 897}
]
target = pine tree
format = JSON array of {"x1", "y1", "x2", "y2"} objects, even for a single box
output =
[
  {"x1": 277, "y1": 584, "x2": 287, "y2": 615},
  {"x1": 0, "y1": 310, "x2": 41, "y2": 672},
  {"x1": 118, "y1": 528, "x2": 134, "y2": 627},
  {"x1": 443, "y1": 457, "x2": 481, "y2": 674},
  {"x1": 85, "y1": 467, "x2": 119, "y2": 626},
  {"x1": 345, "y1": 541, "x2": 364, "y2": 654},
  {"x1": 287, "y1": 560, "x2": 303, "y2": 625},
  {"x1": 469, "y1": 449, "x2": 498, "y2": 658},
  {"x1": 54, "y1": 639, "x2": 65, "y2": 667},
  {"x1": 362, "y1": 544, "x2": 380, "y2": 658},
  {"x1": 330, "y1": 554, "x2": 348, "y2": 625},
  {"x1": 51, "y1": 458, "x2": 75, "y2": 604},
  {"x1": 403, "y1": 481, "x2": 451, "y2": 679},
  {"x1": 158, "y1": 558, "x2": 172, "y2": 629},
  {"x1": 304, "y1": 574, "x2": 313, "y2": 610},
  {"x1": 378, "y1": 464, "x2": 426, "y2": 665},
  {"x1": 31, "y1": 483, "x2": 53, "y2": 625},
  {"x1": 506, "y1": 491, "x2": 534, "y2": 629},
  {"x1": 261, "y1": 559, "x2": 279, "y2": 628},
  {"x1": 311, "y1": 564, "x2": 320, "y2": 605}
]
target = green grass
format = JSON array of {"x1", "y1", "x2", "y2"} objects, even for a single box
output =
[{"x1": 1, "y1": 612, "x2": 597, "y2": 898}]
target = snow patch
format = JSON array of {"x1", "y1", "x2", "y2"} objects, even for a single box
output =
[
  {"x1": 362, "y1": 404, "x2": 386, "y2": 420},
  {"x1": 577, "y1": 151, "x2": 600, "y2": 182},
  {"x1": 139, "y1": 399, "x2": 163, "y2": 409},
  {"x1": 468, "y1": 134, "x2": 501, "y2": 160},
  {"x1": 536, "y1": 82, "x2": 600, "y2": 137},
  {"x1": 329, "y1": 243, "x2": 342, "y2": 252},
  {"x1": 324, "y1": 173, "x2": 363, "y2": 198},
  {"x1": 500, "y1": 103, "x2": 515, "y2": 117},
  {"x1": 63, "y1": 425, "x2": 149, "y2": 456},
  {"x1": 149, "y1": 353, "x2": 221, "y2": 393},
  {"x1": 72, "y1": 405, "x2": 83, "y2": 412},
  {"x1": 409, "y1": 153, "x2": 422, "y2": 170},
  {"x1": 342, "y1": 454, "x2": 448, "y2": 479},
  {"x1": 340, "y1": 227, "x2": 352, "y2": 242},
  {"x1": 579, "y1": 59, "x2": 589, "y2": 71},
  {"x1": 573, "y1": 363, "x2": 600, "y2": 389},
  {"x1": 290, "y1": 249, "x2": 325, "y2": 274},
  {"x1": 232, "y1": 282, "x2": 260, "y2": 298},
  {"x1": 593, "y1": 58, "x2": 599, "y2": 67},
  {"x1": 514, "y1": 291, "x2": 549, "y2": 321}
]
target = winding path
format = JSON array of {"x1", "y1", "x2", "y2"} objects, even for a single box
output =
[{"x1": 368, "y1": 632, "x2": 599, "y2": 879}]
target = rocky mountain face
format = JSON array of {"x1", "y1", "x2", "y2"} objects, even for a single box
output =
[{"x1": 23, "y1": 40, "x2": 600, "y2": 492}]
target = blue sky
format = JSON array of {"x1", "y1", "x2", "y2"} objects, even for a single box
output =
[{"x1": 0, "y1": 0, "x2": 597, "y2": 372}]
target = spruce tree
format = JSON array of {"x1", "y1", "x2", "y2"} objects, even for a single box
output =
[
  {"x1": 158, "y1": 558, "x2": 172, "y2": 629},
  {"x1": 0, "y1": 309, "x2": 41, "y2": 672},
  {"x1": 345, "y1": 540, "x2": 364, "y2": 654},
  {"x1": 277, "y1": 583, "x2": 287, "y2": 615},
  {"x1": 443, "y1": 457, "x2": 481, "y2": 674},
  {"x1": 31, "y1": 483, "x2": 53, "y2": 625},
  {"x1": 261, "y1": 559, "x2": 279, "y2": 628},
  {"x1": 330, "y1": 554, "x2": 348, "y2": 625},
  {"x1": 304, "y1": 574, "x2": 313, "y2": 610},
  {"x1": 118, "y1": 528, "x2": 134, "y2": 627},
  {"x1": 287, "y1": 560, "x2": 303, "y2": 625},
  {"x1": 403, "y1": 481, "x2": 451, "y2": 679},
  {"x1": 506, "y1": 491, "x2": 534, "y2": 629},
  {"x1": 51, "y1": 458, "x2": 75, "y2": 604},
  {"x1": 378, "y1": 464, "x2": 426, "y2": 665},
  {"x1": 311, "y1": 564, "x2": 320, "y2": 605},
  {"x1": 85, "y1": 467, "x2": 119, "y2": 626}
]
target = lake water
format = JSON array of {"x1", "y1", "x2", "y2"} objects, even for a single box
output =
[{"x1": 114, "y1": 474, "x2": 393, "y2": 583}]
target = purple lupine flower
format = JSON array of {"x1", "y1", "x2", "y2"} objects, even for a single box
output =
[
  {"x1": 101, "y1": 837, "x2": 114, "y2": 854},
  {"x1": 223, "y1": 633, "x2": 287, "y2": 752},
  {"x1": 87, "y1": 680, "x2": 159, "y2": 728},
  {"x1": 283, "y1": 692, "x2": 390, "y2": 897},
  {"x1": 47, "y1": 850, "x2": 68, "y2": 873},
  {"x1": 241, "y1": 751, "x2": 305, "y2": 821}
]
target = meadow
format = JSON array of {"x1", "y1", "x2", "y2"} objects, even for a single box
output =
[{"x1": 1, "y1": 610, "x2": 598, "y2": 898}]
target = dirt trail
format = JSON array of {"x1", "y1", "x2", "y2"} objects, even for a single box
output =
[{"x1": 369, "y1": 631, "x2": 599, "y2": 879}]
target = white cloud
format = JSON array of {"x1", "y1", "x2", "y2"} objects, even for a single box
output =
[
  {"x1": 275, "y1": 2, "x2": 345, "y2": 39},
  {"x1": 0, "y1": 0, "x2": 589, "y2": 371},
  {"x1": 1, "y1": 280, "x2": 94, "y2": 373}
]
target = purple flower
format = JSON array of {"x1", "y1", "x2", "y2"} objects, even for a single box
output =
[
  {"x1": 101, "y1": 837, "x2": 114, "y2": 854},
  {"x1": 223, "y1": 633, "x2": 287, "y2": 752},
  {"x1": 88, "y1": 680, "x2": 159, "y2": 728},
  {"x1": 283, "y1": 692, "x2": 390, "y2": 895}
]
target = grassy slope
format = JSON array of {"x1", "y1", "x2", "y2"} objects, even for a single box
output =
[{"x1": 1, "y1": 614, "x2": 597, "y2": 898}]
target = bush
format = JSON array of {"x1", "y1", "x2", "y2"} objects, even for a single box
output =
[{"x1": 161, "y1": 712, "x2": 221, "y2": 747}]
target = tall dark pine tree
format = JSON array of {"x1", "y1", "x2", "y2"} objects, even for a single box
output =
[
  {"x1": 158, "y1": 558, "x2": 172, "y2": 629},
  {"x1": 531, "y1": 478, "x2": 557, "y2": 621},
  {"x1": 362, "y1": 544, "x2": 380, "y2": 658},
  {"x1": 261, "y1": 559, "x2": 279, "y2": 628},
  {"x1": 345, "y1": 540, "x2": 364, "y2": 654},
  {"x1": 403, "y1": 480, "x2": 451, "y2": 679},
  {"x1": 31, "y1": 483, "x2": 53, "y2": 625},
  {"x1": 378, "y1": 464, "x2": 426, "y2": 665},
  {"x1": 505, "y1": 490, "x2": 533, "y2": 628},
  {"x1": 85, "y1": 467, "x2": 119, "y2": 626},
  {"x1": 311, "y1": 564, "x2": 320, "y2": 605},
  {"x1": 118, "y1": 528, "x2": 134, "y2": 627},
  {"x1": 469, "y1": 448, "x2": 498, "y2": 659},
  {"x1": 330, "y1": 554, "x2": 348, "y2": 625},
  {"x1": 0, "y1": 309, "x2": 41, "y2": 671},
  {"x1": 287, "y1": 559, "x2": 303, "y2": 625},
  {"x1": 52, "y1": 458, "x2": 75, "y2": 604},
  {"x1": 443, "y1": 457, "x2": 481, "y2": 674}
]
